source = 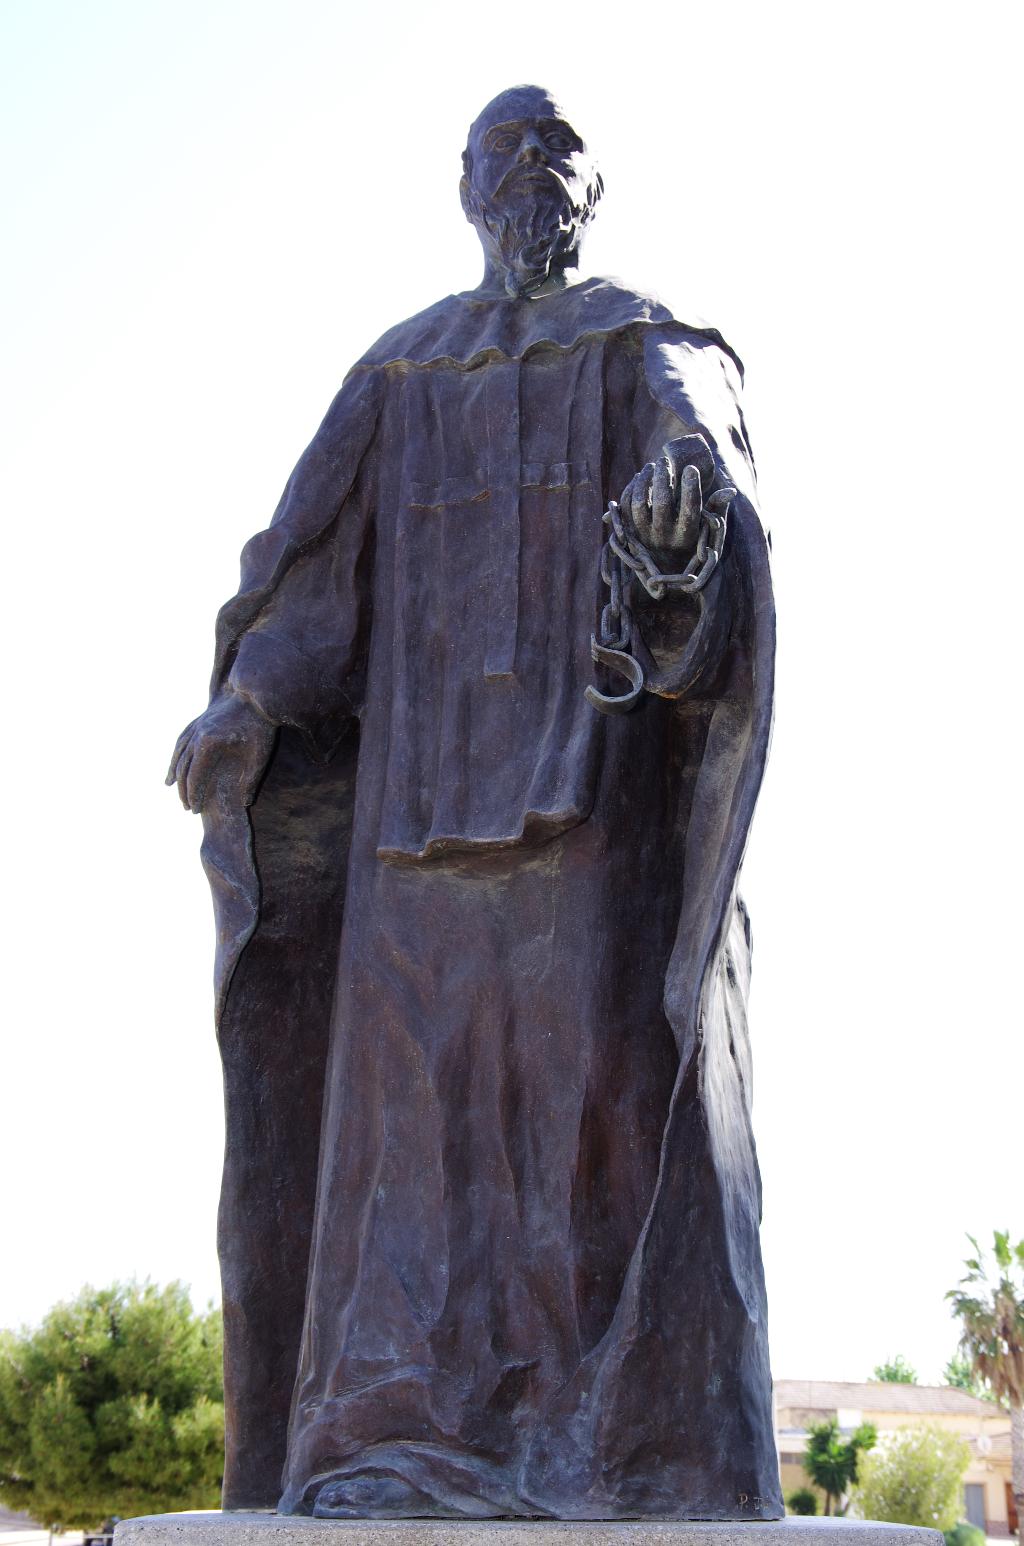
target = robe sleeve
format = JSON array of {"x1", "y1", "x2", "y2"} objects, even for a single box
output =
[
  {"x1": 625, "y1": 326, "x2": 766, "y2": 699},
  {"x1": 210, "y1": 364, "x2": 385, "y2": 751},
  {"x1": 198, "y1": 364, "x2": 384, "y2": 1026},
  {"x1": 639, "y1": 325, "x2": 758, "y2": 506}
]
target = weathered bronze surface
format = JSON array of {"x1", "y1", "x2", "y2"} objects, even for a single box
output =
[{"x1": 168, "y1": 85, "x2": 782, "y2": 1523}]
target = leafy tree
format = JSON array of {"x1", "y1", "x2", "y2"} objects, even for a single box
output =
[
  {"x1": 850, "y1": 1425, "x2": 970, "y2": 1531},
  {"x1": 802, "y1": 1416, "x2": 877, "y2": 1516},
  {"x1": 872, "y1": 1355, "x2": 918, "y2": 1385},
  {"x1": 787, "y1": 1487, "x2": 819, "y2": 1515},
  {"x1": 947, "y1": 1230, "x2": 1024, "y2": 1537},
  {"x1": 0, "y1": 1282, "x2": 223, "y2": 1530},
  {"x1": 942, "y1": 1353, "x2": 992, "y2": 1401}
]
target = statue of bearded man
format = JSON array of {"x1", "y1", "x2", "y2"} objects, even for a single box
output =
[{"x1": 169, "y1": 85, "x2": 782, "y2": 1523}]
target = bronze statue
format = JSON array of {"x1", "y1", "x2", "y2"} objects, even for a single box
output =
[{"x1": 168, "y1": 84, "x2": 782, "y2": 1522}]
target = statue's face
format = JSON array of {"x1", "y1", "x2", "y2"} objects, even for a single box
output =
[
  {"x1": 462, "y1": 86, "x2": 602, "y2": 298},
  {"x1": 467, "y1": 90, "x2": 589, "y2": 213}
]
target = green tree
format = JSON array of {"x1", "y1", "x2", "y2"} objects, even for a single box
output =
[
  {"x1": 947, "y1": 1230, "x2": 1024, "y2": 1537},
  {"x1": 0, "y1": 1282, "x2": 223, "y2": 1530},
  {"x1": 850, "y1": 1425, "x2": 970, "y2": 1530},
  {"x1": 802, "y1": 1416, "x2": 877, "y2": 1516},
  {"x1": 942, "y1": 1353, "x2": 992, "y2": 1400},
  {"x1": 872, "y1": 1355, "x2": 918, "y2": 1384}
]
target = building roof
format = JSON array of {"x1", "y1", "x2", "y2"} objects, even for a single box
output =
[{"x1": 774, "y1": 1379, "x2": 1000, "y2": 1419}]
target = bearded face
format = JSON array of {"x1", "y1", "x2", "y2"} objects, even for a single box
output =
[{"x1": 461, "y1": 87, "x2": 603, "y2": 299}]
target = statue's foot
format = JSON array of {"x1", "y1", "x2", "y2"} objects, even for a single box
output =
[{"x1": 312, "y1": 1470, "x2": 434, "y2": 1518}]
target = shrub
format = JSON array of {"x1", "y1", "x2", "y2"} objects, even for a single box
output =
[
  {"x1": 850, "y1": 1424, "x2": 970, "y2": 1532},
  {"x1": 943, "y1": 1523, "x2": 986, "y2": 1546},
  {"x1": 787, "y1": 1487, "x2": 819, "y2": 1515}
]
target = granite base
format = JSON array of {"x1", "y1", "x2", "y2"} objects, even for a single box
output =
[{"x1": 113, "y1": 1513, "x2": 945, "y2": 1546}]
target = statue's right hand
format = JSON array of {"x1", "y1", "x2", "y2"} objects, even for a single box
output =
[{"x1": 165, "y1": 693, "x2": 277, "y2": 814}]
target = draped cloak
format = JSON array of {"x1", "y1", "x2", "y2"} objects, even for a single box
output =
[{"x1": 197, "y1": 277, "x2": 781, "y2": 1520}]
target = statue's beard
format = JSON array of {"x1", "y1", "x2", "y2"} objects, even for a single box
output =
[{"x1": 472, "y1": 169, "x2": 588, "y2": 298}]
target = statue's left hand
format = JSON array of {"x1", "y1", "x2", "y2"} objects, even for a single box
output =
[
  {"x1": 618, "y1": 436, "x2": 731, "y2": 570},
  {"x1": 165, "y1": 693, "x2": 277, "y2": 814}
]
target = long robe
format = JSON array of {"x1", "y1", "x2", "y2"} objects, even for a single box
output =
[{"x1": 197, "y1": 277, "x2": 782, "y2": 1519}]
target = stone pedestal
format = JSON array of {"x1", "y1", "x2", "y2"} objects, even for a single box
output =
[{"x1": 113, "y1": 1513, "x2": 944, "y2": 1546}]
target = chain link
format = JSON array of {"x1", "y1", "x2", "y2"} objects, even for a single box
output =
[{"x1": 596, "y1": 491, "x2": 732, "y2": 650}]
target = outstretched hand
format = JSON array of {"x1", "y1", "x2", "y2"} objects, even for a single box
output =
[
  {"x1": 618, "y1": 436, "x2": 732, "y2": 569},
  {"x1": 166, "y1": 693, "x2": 277, "y2": 814}
]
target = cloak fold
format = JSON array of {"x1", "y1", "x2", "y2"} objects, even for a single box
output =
[{"x1": 198, "y1": 277, "x2": 780, "y2": 1516}]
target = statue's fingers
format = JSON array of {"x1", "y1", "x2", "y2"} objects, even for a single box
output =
[
  {"x1": 174, "y1": 744, "x2": 195, "y2": 810},
  {"x1": 650, "y1": 457, "x2": 675, "y2": 548},
  {"x1": 618, "y1": 473, "x2": 639, "y2": 536},
  {"x1": 662, "y1": 433, "x2": 715, "y2": 489},
  {"x1": 166, "y1": 720, "x2": 197, "y2": 785},
  {"x1": 239, "y1": 754, "x2": 266, "y2": 810},
  {"x1": 678, "y1": 464, "x2": 703, "y2": 529},
  {"x1": 624, "y1": 464, "x2": 655, "y2": 544},
  {"x1": 186, "y1": 738, "x2": 220, "y2": 814},
  {"x1": 706, "y1": 487, "x2": 735, "y2": 516}
]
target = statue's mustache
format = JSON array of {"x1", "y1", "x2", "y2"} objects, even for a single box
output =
[{"x1": 492, "y1": 163, "x2": 571, "y2": 209}]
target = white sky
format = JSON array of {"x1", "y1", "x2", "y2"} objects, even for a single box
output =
[{"x1": 2, "y1": 0, "x2": 1021, "y2": 1391}]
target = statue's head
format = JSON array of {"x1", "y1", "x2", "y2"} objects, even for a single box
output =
[{"x1": 461, "y1": 85, "x2": 603, "y2": 299}]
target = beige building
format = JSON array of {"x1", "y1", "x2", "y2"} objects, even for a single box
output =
[{"x1": 774, "y1": 1379, "x2": 1017, "y2": 1537}]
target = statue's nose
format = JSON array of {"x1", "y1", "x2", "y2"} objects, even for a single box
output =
[{"x1": 517, "y1": 131, "x2": 546, "y2": 165}]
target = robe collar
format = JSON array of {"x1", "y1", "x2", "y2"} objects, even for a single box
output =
[{"x1": 353, "y1": 276, "x2": 742, "y2": 377}]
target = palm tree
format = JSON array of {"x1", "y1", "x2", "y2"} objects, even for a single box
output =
[
  {"x1": 948, "y1": 1231, "x2": 1024, "y2": 1540},
  {"x1": 802, "y1": 1417, "x2": 877, "y2": 1516}
]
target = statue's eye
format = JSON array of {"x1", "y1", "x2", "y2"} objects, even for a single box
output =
[
  {"x1": 544, "y1": 130, "x2": 574, "y2": 151},
  {"x1": 492, "y1": 132, "x2": 519, "y2": 152}
]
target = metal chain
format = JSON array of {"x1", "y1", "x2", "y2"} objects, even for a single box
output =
[{"x1": 596, "y1": 495, "x2": 730, "y2": 649}]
